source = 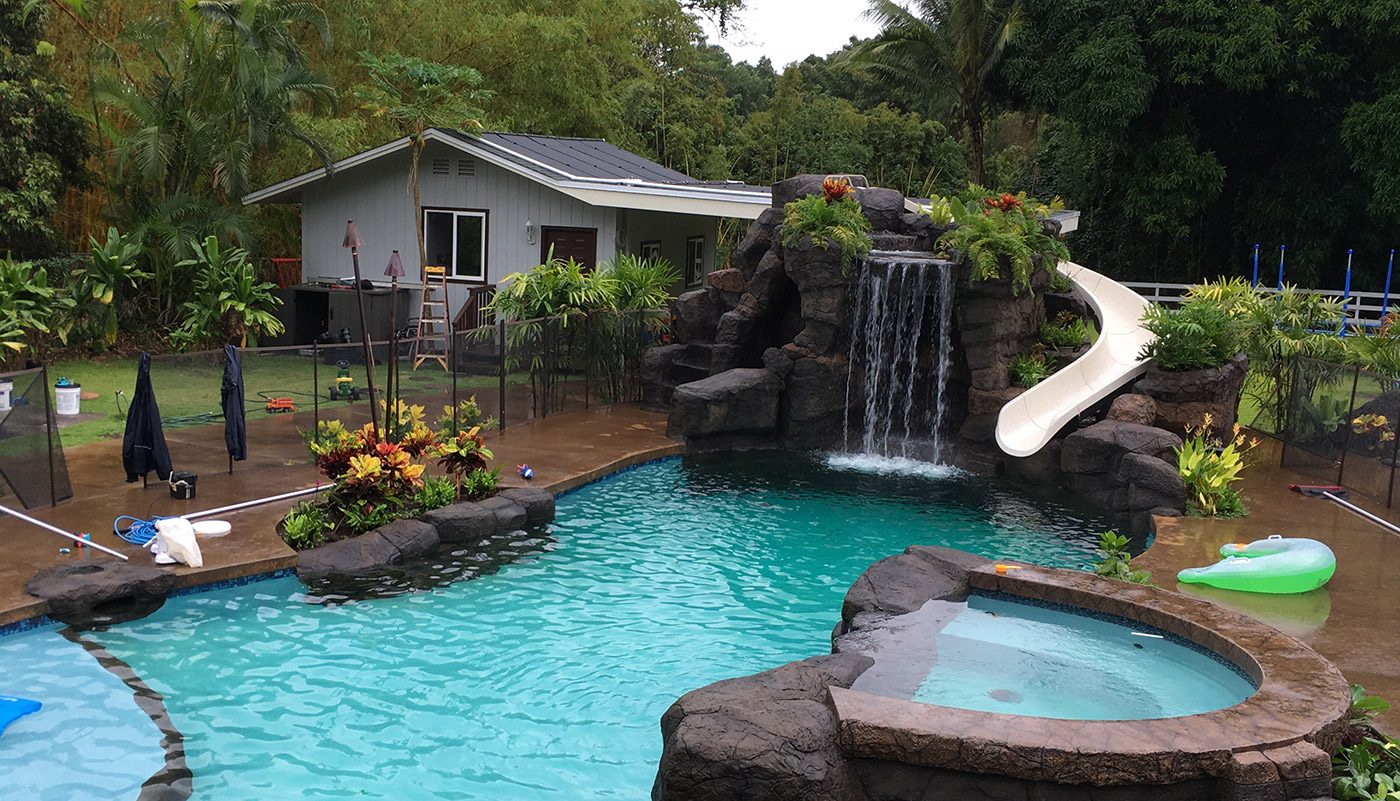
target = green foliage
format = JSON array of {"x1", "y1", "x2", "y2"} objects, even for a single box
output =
[
  {"x1": 1352, "y1": 685, "x2": 1393, "y2": 729},
  {"x1": 940, "y1": 191, "x2": 1069, "y2": 294},
  {"x1": 437, "y1": 397, "x2": 495, "y2": 438},
  {"x1": 0, "y1": 0, "x2": 89, "y2": 258},
  {"x1": 1139, "y1": 300, "x2": 1240, "y2": 371},
  {"x1": 59, "y1": 227, "x2": 150, "y2": 347},
  {"x1": 780, "y1": 194, "x2": 873, "y2": 270},
  {"x1": 924, "y1": 195, "x2": 955, "y2": 226},
  {"x1": 0, "y1": 256, "x2": 69, "y2": 357},
  {"x1": 1176, "y1": 419, "x2": 1256, "y2": 517},
  {"x1": 1040, "y1": 313, "x2": 1090, "y2": 348},
  {"x1": 414, "y1": 475, "x2": 458, "y2": 512},
  {"x1": 1186, "y1": 279, "x2": 1343, "y2": 428},
  {"x1": 1332, "y1": 686, "x2": 1400, "y2": 800},
  {"x1": 281, "y1": 502, "x2": 331, "y2": 550},
  {"x1": 858, "y1": 0, "x2": 1024, "y2": 182},
  {"x1": 1009, "y1": 351, "x2": 1050, "y2": 387},
  {"x1": 172, "y1": 237, "x2": 285, "y2": 348},
  {"x1": 1091, "y1": 531, "x2": 1151, "y2": 585},
  {"x1": 458, "y1": 467, "x2": 501, "y2": 502},
  {"x1": 1048, "y1": 269, "x2": 1074, "y2": 293},
  {"x1": 605, "y1": 254, "x2": 681, "y2": 312}
]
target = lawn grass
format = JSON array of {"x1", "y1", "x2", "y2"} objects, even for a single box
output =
[{"x1": 48, "y1": 353, "x2": 506, "y2": 448}]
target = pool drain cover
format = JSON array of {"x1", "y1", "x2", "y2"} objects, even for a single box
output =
[{"x1": 988, "y1": 688, "x2": 1023, "y2": 704}]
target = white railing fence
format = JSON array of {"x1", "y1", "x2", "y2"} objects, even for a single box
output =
[{"x1": 1122, "y1": 281, "x2": 1396, "y2": 331}]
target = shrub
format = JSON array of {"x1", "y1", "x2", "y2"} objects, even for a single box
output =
[
  {"x1": 1333, "y1": 686, "x2": 1400, "y2": 800},
  {"x1": 1009, "y1": 351, "x2": 1050, "y2": 387},
  {"x1": 1040, "y1": 312, "x2": 1091, "y2": 348},
  {"x1": 282, "y1": 502, "x2": 331, "y2": 550},
  {"x1": 458, "y1": 467, "x2": 500, "y2": 501},
  {"x1": 1139, "y1": 299, "x2": 1241, "y2": 370},
  {"x1": 0, "y1": 256, "x2": 67, "y2": 358},
  {"x1": 437, "y1": 396, "x2": 495, "y2": 437},
  {"x1": 924, "y1": 194, "x2": 954, "y2": 225},
  {"x1": 414, "y1": 475, "x2": 458, "y2": 511},
  {"x1": 779, "y1": 189, "x2": 873, "y2": 270},
  {"x1": 1048, "y1": 269, "x2": 1074, "y2": 293},
  {"x1": 433, "y1": 426, "x2": 496, "y2": 500},
  {"x1": 1176, "y1": 416, "x2": 1258, "y2": 517},
  {"x1": 65, "y1": 227, "x2": 149, "y2": 347},
  {"x1": 940, "y1": 192, "x2": 1069, "y2": 295},
  {"x1": 172, "y1": 236, "x2": 284, "y2": 348},
  {"x1": 1091, "y1": 531, "x2": 1151, "y2": 584}
]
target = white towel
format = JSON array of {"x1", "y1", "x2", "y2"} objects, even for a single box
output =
[{"x1": 151, "y1": 517, "x2": 204, "y2": 568}]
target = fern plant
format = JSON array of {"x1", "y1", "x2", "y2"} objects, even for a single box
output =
[
  {"x1": 1139, "y1": 299, "x2": 1241, "y2": 370},
  {"x1": 940, "y1": 196, "x2": 1069, "y2": 294},
  {"x1": 779, "y1": 194, "x2": 873, "y2": 270}
]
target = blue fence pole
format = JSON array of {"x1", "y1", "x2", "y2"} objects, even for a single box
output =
[
  {"x1": 1385, "y1": 249, "x2": 1395, "y2": 323},
  {"x1": 1341, "y1": 248, "x2": 1353, "y2": 337},
  {"x1": 1277, "y1": 244, "x2": 1286, "y2": 291},
  {"x1": 1251, "y1": 243, "x2": 1260, "y2": 288}
]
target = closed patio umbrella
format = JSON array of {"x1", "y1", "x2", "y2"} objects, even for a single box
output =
[
  {"x1": 122, "y1": 352, "x2": 172, "y2": 482},
  {"x1": 221, "y1": 344, "x2": 246, "y2": 466}
]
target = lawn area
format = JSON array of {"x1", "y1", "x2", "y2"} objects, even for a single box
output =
[{"x1": 49, "y1": 352, "x2": 505, "y2": 448}]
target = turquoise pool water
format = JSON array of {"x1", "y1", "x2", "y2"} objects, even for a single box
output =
[
  {"x1": 0, "y1": 453, "x2": 1121, "y2": 800},
  {"x1": 850, "y1": 594, "x2": 1254, "y2": 719}
]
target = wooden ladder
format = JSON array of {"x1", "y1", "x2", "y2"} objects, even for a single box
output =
[{"x1": 413, "y1": 266, "x2": 450, "y2": 371}]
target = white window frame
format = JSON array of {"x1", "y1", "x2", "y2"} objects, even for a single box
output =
[
  {"x1": 640, "y1": 240, "x2": 662, "y2": 261},
  {"x1": 423, "y1": 208, "x2": 488, "y2": 283},
  {"x1": 685, "y1": 235, "x2": 705, "y2": 287}
]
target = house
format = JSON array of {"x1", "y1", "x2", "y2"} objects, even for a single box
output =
[{"x1": 243, "y1": 129, "x2": 771, "y2": 334}]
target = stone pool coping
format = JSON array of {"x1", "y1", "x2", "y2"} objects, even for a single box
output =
[
  {"x1": 0, "y1": 407, "x2": 682, "y2": 632},
  {"x1": 829, "y1": 561, "x2": 1351, "y2": 787}
]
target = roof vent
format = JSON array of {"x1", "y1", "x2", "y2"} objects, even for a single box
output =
[
  {"x1": 458, "y1": 159, "x2": 476, "y2": 177},
  {"x1": 431, "y1": 158, "x2": 450, "y2": 175}
]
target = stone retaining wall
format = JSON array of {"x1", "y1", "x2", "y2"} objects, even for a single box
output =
[{"x1": 296, "y1": 487, "x2": 556, "y2": 577}]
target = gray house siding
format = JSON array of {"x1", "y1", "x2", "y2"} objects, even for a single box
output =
[
  {"x1": 619, "y1": 209, "x2": 718, "y2": 295},
  {"x1": 300, "y1": 141, "x2": 616, "y2": 318}
]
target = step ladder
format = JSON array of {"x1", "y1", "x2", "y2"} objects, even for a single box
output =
[{"x1": 413, "y1": 266, "x2": 450, "y2": 371}]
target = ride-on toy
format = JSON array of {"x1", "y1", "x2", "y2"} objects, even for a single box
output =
[{"x1": 328, "y1": 361, "x2": 361, "y2": 401}]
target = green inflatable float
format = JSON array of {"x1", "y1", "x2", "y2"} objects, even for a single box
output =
[{"x1": 1178, "y1": 535, "x2": 1335, "y2": 594}]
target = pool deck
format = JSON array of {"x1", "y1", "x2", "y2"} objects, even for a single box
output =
[
  {"x1": 0, "y1": 405, "x2": 679, "y2": 629},
  {"x1": 1137, "y1": 436, "x2": 1400, "y2": 730}
]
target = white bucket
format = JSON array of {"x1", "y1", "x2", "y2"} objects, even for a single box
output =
[
  {"x1": 54, "y1": 383, "x2": 80, "y2": 416},
  {"x1": 0, "y1": 381, "x2": 11, "y2": 411}
]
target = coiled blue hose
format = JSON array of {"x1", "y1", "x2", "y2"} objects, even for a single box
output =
[{"x1": 114, "y1": 515, "x2": 168, "y2": 546}]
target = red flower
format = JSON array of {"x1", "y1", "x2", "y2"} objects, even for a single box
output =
[{"x1": 821, "y1": 177, "x2": 853, "y2": 204}]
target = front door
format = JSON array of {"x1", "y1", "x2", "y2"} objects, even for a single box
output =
[{"x1": 541, "y1": 227, "x2": 598, "y2": 269}]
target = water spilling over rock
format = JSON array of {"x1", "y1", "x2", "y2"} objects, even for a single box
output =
[{"x1": 843, "y1": 252, "x2": 955, "y2": 462}]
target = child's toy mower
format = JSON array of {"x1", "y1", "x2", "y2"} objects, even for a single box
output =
[{"x1": 328, "y1": 361, "x2": 361, "y2": 401}]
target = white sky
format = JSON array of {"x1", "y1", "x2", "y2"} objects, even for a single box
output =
[{"x1": 700, "y1": 0, "x2": 881, "y2": 68}]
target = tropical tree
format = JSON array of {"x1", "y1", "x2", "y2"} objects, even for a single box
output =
[
  {"x1": 0, "y1": 0, "x2": 89, "y2": 257},
  {"x1": 91, "y1": 0, "x2": 335, "y2": 320},
  {"x1": 355, "y1": 53, "x2": 491, "y2": 277},
  {"x1": 858, "y1": 0, "x2": 1023, "y2": 183}
]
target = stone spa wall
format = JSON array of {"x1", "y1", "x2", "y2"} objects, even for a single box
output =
[{"x1": 651, "y1": 547, "x2": 1349, "y2": 801}]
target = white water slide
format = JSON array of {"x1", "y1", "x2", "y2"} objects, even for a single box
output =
[{"x1": 995, "y1": 261, "x2": 1155, "y2": 458}]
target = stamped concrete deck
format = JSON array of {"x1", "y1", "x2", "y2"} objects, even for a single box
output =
[
  {"x1": 1139, "y1": 436, "x2": 1400, "y2": 730},
  {"x1": 0, "y1": 405, "x2": 678, "y2": 628}
]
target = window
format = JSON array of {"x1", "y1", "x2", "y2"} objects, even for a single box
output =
[
  {"x1": 685, "y1": 236, "x2": 705, "y2": 287},
  {"x1": 423, "y1": 209, "x2": 487, "y2": 281},
  {"x1": 640, "y1": 240, "x2": 661, "y2": 261}
]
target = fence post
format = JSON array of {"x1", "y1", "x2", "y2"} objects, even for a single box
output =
[
  {"x1": 497, "y1": 318, "x2": 506, "y2": 431},
  {"x1": 41, "y1": 366, "x2": 57, "y2": 508},
  {"x1": 1336, "y1": 365, "x2": 1362, "y2": 486},
  {"x1": 312, "y1": 341, "x2": 320, "y2": 441},
  {"x1": 450, "y1": 329, "x2": 459, "y2": 436},
  {"x1": 1279, "y1": 359, "x2": 1301, "y2": 468},
  {"x1": 584, "y1": 313, "x2": 591, "y2": 411},
  {"x1": 1388, "y1": 402, "x2": 1400, "y2": 508}
]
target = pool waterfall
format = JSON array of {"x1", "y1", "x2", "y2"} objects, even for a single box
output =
[{"x1": 843, "y1": 252, "x2": 955, "y2": 463}]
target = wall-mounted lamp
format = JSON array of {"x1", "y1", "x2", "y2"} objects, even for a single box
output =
[{"x1": 525, "y1": 220, "x2": 536, "y2": 245}]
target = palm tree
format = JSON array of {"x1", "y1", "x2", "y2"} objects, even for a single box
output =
[
  {"x1": 355, "y1": 54, "x2": 492, "y2": 279},
  {"x1": 859, "y1": 0, "x2": 1023, "y2": 184}
]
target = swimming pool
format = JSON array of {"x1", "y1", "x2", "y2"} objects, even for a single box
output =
[
  {"x1": 0, "y1": 453, "x2": 1121, "y2": 800},
  {"x1": 846, "y1": 594, "x2": 1255, "y2": 720}
]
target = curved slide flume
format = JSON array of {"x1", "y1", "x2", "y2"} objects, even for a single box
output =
[{"x1": 995, "y1": 261, "x2": 1154, "y2": 458}]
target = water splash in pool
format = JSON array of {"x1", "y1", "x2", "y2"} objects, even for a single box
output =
[{"x1": 824, "y1": 452, "x2": 961, "y2": 479}]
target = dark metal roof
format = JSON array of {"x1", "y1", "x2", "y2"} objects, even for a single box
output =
[{"x1": 440, "y1": 129, "x2": 768, "y2": 194}]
